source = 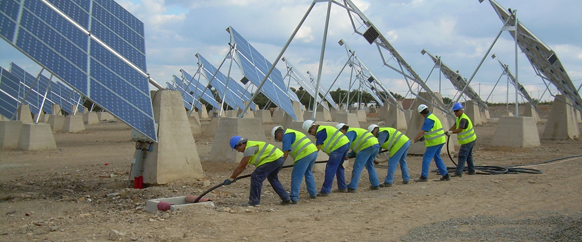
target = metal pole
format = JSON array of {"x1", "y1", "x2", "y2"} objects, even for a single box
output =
[
  {"x1": 13, "y1": 68, "x2": 45, "y2": 120},
  {"x1": 238, "y1": 2, "x2": 317, "y2": 118},
  {"x1": 35, "y1": 74, "x2": 53, "y2": 123},
  {"x1": 514, "y1": 11, "x2": 519, "y2": 117},
  {"x1": 346, "y1": 63, "x2": 354, "y2": 113},
  {"x1": 219, "y1": 50, "x2": 236, "y2": 117},
  {"x1": 311, "y1": 0, "x2": 333, "y2": 120}
]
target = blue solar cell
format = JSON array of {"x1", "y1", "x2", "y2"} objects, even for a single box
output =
[
  {"x1": 197, "y1": 55, "x2": 247, "y2": 110},
  {"x1": 181, "y1": 70, "x2": 221, "y2": 110},
  {"x1": 90, "y1": 20, "x2": 146, "y2": 71},
  {"x1": 90, "y1": 58, "x2": 150, "y2": 107},
  {"x1": 0, "y1": 0, "x2": 20, "y2": 21},
  {"x1": 93, "y1": 0, "x2": 144, "y2": 37},
  {"x1": 0, "y1": 13, "x2": 17, "y2": 41},
  {"x1": 0, "y1": 67, "x2": 19, "y2": 99},
  {"x1": 46, "y1": 0, "x2": 90, "y2": 29},
  {"x1": 172, "y1": 75, "x2": 200, "y2": 110},
  {"x1": 91, "y1": 3, "x2": 144, "y2": 52}
]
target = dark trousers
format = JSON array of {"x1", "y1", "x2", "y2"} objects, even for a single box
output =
[{"x1": 249, "y1": 157, "x2": 289, "y2": 205}]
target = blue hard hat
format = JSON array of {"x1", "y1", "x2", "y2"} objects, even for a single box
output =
[
  {"x1": 229, "y1": 136, "x2": 242, "y2": 149},
  {"x1": 452, "y1": 103, "x2": 463, "y2": 111}
]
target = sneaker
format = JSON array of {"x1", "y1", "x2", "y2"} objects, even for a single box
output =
[
  {"x1": 281, "y1": 200, "x2": 292, "y2": 205},
  {"x1": 333, "y1": 189, "x2": 347, "y2": 193},
  {"x1": 468, "y1": 171, "x2": 476, "y2": 175},
  {"x1": 318, "y1": 193, "x2": 329, "y2": 197},
  {"x1": 379, "y1": 183, "x2": 392, "y2": 188},
  {"x1": 414, "y1": 176, "x2": 428, "y2": 182},
  {"x1": 347, "y1": 188, "x2": 357, "y2": 193},
  {"x1": 451, "y1": 173, "x2": 462, "y2": 178},
  {"x1": 370, "y1": 186, "x2": 380, "y2": 190},
  {"x1": 439, "y1": 174, "x2": 451, "y2": 181},
  {"x1": 402, "y1": 181, "x2": 410, "y2": 184},
  {"x1": 309, "y1": 195, "x2": 317, "y2": 199}
]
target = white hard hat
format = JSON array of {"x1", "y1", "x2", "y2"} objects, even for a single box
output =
[
  {"x1": 335, "y1": 123, "x2": 346, "y2": 130},
  {"x1": 417, "y1": 104, "x2": 428, "y2": 113},
  {"x1": 271, "y1": 126, "x2": 283, "y2": 140},
  {"x1": 367, "y1": 124, "x2": 379, "y2": 133},
  {"x1": 302, "y1": 120, "x2": 315, "y2": 132}
]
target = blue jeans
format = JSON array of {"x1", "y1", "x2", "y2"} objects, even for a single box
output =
[
  {"x1": 348, "y1": 144, "x2": 380, "y2": 189},
  {"x1": 421, "y1": 144, "x2": 448, "y2": 178},
  {"x1": 249, "y1": 157, "x2": 290, "y2": 205},
  {"x1": 455, "y1": 140, "x2": 476, "y2": 175},
  {"x1": 320, "y1": 143, "x2": 349, "y2": 194},
  {"x1": 290, "y1": 151, "x2": 318, "y2": 202},
  {"x1": 385, "y1": 140, "x2": 411, "y2": 184}
]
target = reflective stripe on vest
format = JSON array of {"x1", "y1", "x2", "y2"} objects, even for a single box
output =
[
  {"x1": 348, "y1": 128, "x2": 378, "y2": 153},
  {"x1": 285, "y1": 129, "x2": 318, "y2": 161},
  {"x1": 456, "y1": 113, "x2": 477, "y2": 145},
  {"x1": 378, "y1": 127, "x2": 410, "y2": 156},
  {"x1": 246, "y1": 141, "x2": 284, "y2": 167},
  {"x1": 424, "y1": 114, "x2": 446, "y2": 147},
  {"x1": 318, "y1": 126, "x2": 349, "y2": 154}
]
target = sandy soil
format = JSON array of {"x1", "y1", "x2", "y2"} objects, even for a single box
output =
[{"x1": 1, "y1": 104, "x2": 581, "y2": 241}]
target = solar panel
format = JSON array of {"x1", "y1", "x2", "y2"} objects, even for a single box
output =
[
  {"x1": 227, "y1": 26, "x2": 297, "y2": 120},
  {"x1": 180, "y1": 70, "x2": 223, "y2": 111},
  {"x1": 196, "y1": 53, "x2": 249, "y2": 111},
  {"x1": 0, "y1": 0, "x2": 157, "y2": 141},
  {"x1": 486, "y1": 0, "x2": 582, "y2": 112},
  {"x1": 422, "y1": 50, "x2": 488, "y2": 110},
  {"x1": 0, "y1": 66, "x2": 20, "y2": 120},
  {"x1": 10, "y1": 63, "x2": 49, "y2": 115},
  {"x1": 171, "y1": 75, "x2": 200, "y2": 111},
  {"x1": 281, "y1": 58, "x2": 332, "y2": 111}
]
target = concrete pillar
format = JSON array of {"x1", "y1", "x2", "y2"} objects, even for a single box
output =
[
  {"x1": 405, "y1": 92, "x2": 455, "y2": 155},
  {"x1": 316, "y1": 102, "x2": 333, "y2": 121},
  {"x1": 491, "y1": 116, "x2": 540, "y2": 147},
  {"x1": 83, "y1": 112, "x2": 99, "y2": 125},
  {"x1": 255, "y1": 110, "x2": 272, "y2": 123},
  {"x1": 237, "y1": 109, "x2": 255, "y2": 118},
  {"x1": 63, "y1": 116, "x2": 85, "y2": 132},
  {"x1": 575, "y1": 109, "x2": 581, "y2": 123},
  {"x1": 97, "y1": 112, "x2": 115, "y2": 121},
  {"x1": 48, "y1": 115, "x2": 65, "y2": 131},
  {"x1": 334, "y1": 113, "x2": 360, "y2": 128},
  {"x1": 350, "y1": 110, "x2": 367, "y2": 123},
  {"x1": 0, "y1": 121, "x2": 23, "y2": 148},
  {"x1": 18, "y1": 105, "x2": 33, "y2": 124},
  {"x1": 292, "y1": 101, "x2": 304, "y2": 122},
  {"x1": 522, "y1": 103, "x2": 541, "y2": 123},
  {"x1": 383, "y1": 101, "x2": 408, "y2": 130},
  {"x1": 225, "y1": 110, "x2": 238, "y2": 117},
  {"x1": 142, "y1": 90, "x2": 204, "y2": 184},
  {"x1": 18, "y1": 123, "x2": 57, "y2": 150},
  {"x1": 480, "y1": 109, "x2": 490, "y2": 123},
  {"x1": 198, "y1": 105, "x2": 209, "y2": 119},
  {"x1": 202, "y1": 117, "x2": 220, "y2": 137},
  {"x1": 463, "y1": 100, "x2": 482, "y2": 125},
  {"x1": 52, "y1": 104, "x2": 61, "y2": 115},
  {"x1": 272, "y1": 110, "x2": 285, "y2": 124},
  {"x1": 542, "y1": 95, "x2": 580, "y2": 140},
  {"x1": 188, "y1": 112, "x2": 203, "y2": 136},
  {"x1": 33, "y1": 112, "x2": 49, "y2": 123},
  {"x1": 207, "y1": 117, "x2": 267, "y2": 163}
]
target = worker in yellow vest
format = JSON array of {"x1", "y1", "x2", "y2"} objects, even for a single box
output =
[
  {"x1": 412, "y1": 104, "x2": 450, "y2": 182},
  {"x1": 302, "y1": 119, "x2": 350, "y2": 196},
  {"x1": 446, "y1": 103, "x2": 477, "y2": 177},
  {"x1": 336, "y1": 123, "x2": 381, "y2": 192},
  {"x1": 367, "y1": 124, "x2": 411, "y2": 186},
  {"x1": 272, "y1": 126, "x2": 318, "y2": 204},
  {"x1": 224, "y1": 136, "x2": 291, "y2": 206}
]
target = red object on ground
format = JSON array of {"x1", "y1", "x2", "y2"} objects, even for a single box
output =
[
  {"x1": 157, "y1": 202, "x2": 172, "y2": 211},
  {"x1": 104, "y1": 163, "x2": 109, "y2": 166},
  {"x1": 133, "y1": 176, "x2": 143, "y2": 189}
]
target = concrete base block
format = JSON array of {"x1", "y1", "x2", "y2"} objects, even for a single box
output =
[
  {"x1": 334, "y1": 113, "x2": 360, "y2": 128},
  {"x1": 0, "y1": 121, "x2": 23, "y2": 148},
  {"x1": 48, "y1": 115, "x2": 65, "y2": 132},
  {"x1": 83, "y1": 112, "x2": 99, "y2": 125},
  {"x1": 351, "y1": 110, "x2": 367, "y2": 122},
  {"x1": 208, "y1": 117, "x2": 267, "y2": 163},
  {"x1": 480, "y1": 109, "x2": 490, "y2": 123},
  {"x1": 237, "y1": 109, "x2": 255, "y2": 118},
  {"x1": 146, "y1": 196, "x2": 214, "y2": 212},
  {"x1": 189, "y1": 113, "x2": 203, "y2": 136},
  {"x1": 52, "y1": 104, "x2": 61, "y2": 115},
  {"x1": 292, "y1": 101, "x2": 304, "y2": 122},
  {"x1": 542, "y1": 95, "x2": 579, "y2": 140},
  {"x1": 142, "y1": 90, "x2": 204, "y2": 185},
  {"x1": 255, "y1": 110, "x2": 272, "y2": 123},
  {"x1": 463, "y1": 100, "x2": 482, "y2": 125},
  {"x1": 17, "y1": 123, "x2": 57, "y2": 150},
  {"x1": 97, "y1": 112, "x2": 115, "y2": 121},
  {"x1": 18, "y1": 105, "x2": 33, "y2": 124},
  {"x1": 330, "y1": 109, "x2": 338, "y2": 121},
  {"x1": 63, "y1": 116, "x2": 85, "y2": 132},
  {"x1": 33, "y1": 113, "x2": 49, "y2": 123},
  {"x1": 303, "y1": 111, "x2": 331, "y2": 122},
  {"x1": 575, "y1": 109, "x2": 581, "y2": 123},
  {"x1": 198, "y1": 105, "x2": 209, "y2": 119},
  {"x1": 383, "y1": 101, "x2": 408, "y2": 130},
  {"x1": 491, "y1": 116, "x2": 540, "y2": 147},
  {"x1": 225, "y1": 110, "x2": 238, "y2": 117},
  {"x1": 272, "y1": 110, "x2": 285, "y2": 124},
  {"x1": 522, "y1": 103, "x2": 540, "y2": 123},
  {"x1": 202, "y1": 117, "x2": 220, "y2": 137}
]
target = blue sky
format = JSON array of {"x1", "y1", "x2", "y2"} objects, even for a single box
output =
[{"x1": 1, "y1": 0, "x2": 581, "y2": 103}]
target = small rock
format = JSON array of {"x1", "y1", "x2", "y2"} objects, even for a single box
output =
[
  {"x1": 50, "y1": 226, "x2": 58, "y2": 232},
  {"x1": 202, "y1": 180, "x2": 211, "y2": 187}
]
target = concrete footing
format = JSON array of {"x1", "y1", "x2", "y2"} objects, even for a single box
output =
[
  {"x1": 491, "y1": 116, "x2": 540, "y2": 147},
  {"x1": 188, "y1": 113, "x2": 203, "y2": 136},
  {"x1": 83, "y1": 112, "x2": 100, "y2": 125},
  {"x1": 63, "y1": 116, "x2": 85, "y2": 132},
  {"x1": 303, "y1": 111, "x2": 331, "y2": 122},
  {"x1": 334, "y1": 113, "x2": 360, "y2": 128},
  {"x1": 382, "y1": 101, "x2": 408, "y2": 130},
  {"x1": 202, "y1": 117, "x2": 220, "y2": 137},
  {"x1": 97, "y1": 112, "x2": 115, "y2": 121},
  {"x1": 0, "y1": 121, "x2": 23, "y2": 148},
  {"x1": 463, "y1": 100, "x2": 482, "y2": 125},
  {"x1": 480, "y1": 109, "x2": 490, "y2": 123},
  {"x1": 522, "y1": 103, "x2": 541, "y2": 123},
  {"x1": 542, "y1": 95, "x2": 579, "y2": 140},
  {"x1": 52, "y1": 104, "x2": 61, "y2": 115},
  {"x1": 198, "y1": 105, "x2": 209, "y2": 120},
  {"x1": 208, "y1": 117, "x2": 267, "y2": 163},
  {"x1": 18, "y1": 123, "x2": 57, "y2": 150},
  {"x1": 142, "y1": 90, "x2": 204, "y2": 185},
  {"x1": 48, "y1": 115, "x2": 65, "y2": 132},
  {"x1": 33, "y1": 113, "x2": 49, "y2": 123},
  {"x1": 255, "y1": 110, "x2": 272, "y2": 123},
  {"x1": 351, "y1": 110, "x2": 367, "y2": 123},
  {"x1": 18, "y1": 105, "x2": 33, "y2": 124},
  {"x1": 272, "y1": 110, "x2": 285, "y2": 124},
  {"x1": 146, "y1": 196, "x2": 214, "y2": 212}
]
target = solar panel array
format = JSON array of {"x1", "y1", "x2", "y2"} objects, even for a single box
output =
[
  {"x1": 0, "y1": 0, "x2": 157, "y2": 141},
  {"x1": 487, "y1": 0, "x2": 582, "y2": 112},
  {"x1": 180, "y1": 69, "x2": 223, "y2": 111},
  {"x1": 170, "y1": 75, "x2": 200, "y2": 110},
  {"x1": 282, "y1": 58, "x2": 333, "y2": 111},
  {"x1": 494, "y1": 58, "x2": 540, "y2": 113},
  {"x1": 227, "y1": 26, "x2": 297, "y2": 120},
  {"x1": 0, "y1": 66, "x2": 20, "y2": 120}
]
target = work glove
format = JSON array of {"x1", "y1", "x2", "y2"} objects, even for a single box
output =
[
  {"x1": 445, "y1": 131, "x2": 453, "y2": 136},
  {"x1": 414, "y1": 137, "x2": 425, "y2": 143},
  {"x1": 223, "y1": 178, "x2": 235, "y2": 185}
]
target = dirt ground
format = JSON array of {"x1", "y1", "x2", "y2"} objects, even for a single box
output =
[{"x1": 1, "y1": 104, "x2": 582, "y2": 241}]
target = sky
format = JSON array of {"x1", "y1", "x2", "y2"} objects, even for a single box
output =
[{"x1": 1, "y1": 0, "x2": 581, "y2": 104}]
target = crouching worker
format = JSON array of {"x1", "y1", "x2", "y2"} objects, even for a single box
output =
[
  {"x1": 224, "y1": 136, "x2": 291, "y2": 206},
  {"x1": 272, "y1": 126, "x2": 318, "y2": 204},
  {"x1": 336, "y1": 123, "x2": 381, "y2": 192},
  {"x1": 368, "y1": 124, "x2": 411, "y2": 187}
]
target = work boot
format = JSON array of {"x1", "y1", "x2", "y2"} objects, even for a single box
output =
[
  {"x1": 468, "y1": 171, "x2": 476, "y2": 175},
  {"x1": 414, "y1": 176, "x2": 428, "y2": 182},
  {"x1": 403, "y1": 180, "x2": 410, "y2": 184},
  {"x1": 370, "y1": 186, "x2": 379, "y2": 190},
  {"x1": 440, "y1": 174, "x2": 451, "y2": 181},
  {"x1": 333, "y1": 189, "x2": 347, "y2": 193},
  {"x1": 379, "y1": 183, "x2": 392, "y2": 188},
  {"x1": 451, "y1": 173, "x2": 462, "y2": 178},
  {"x1": 347, "y1": 188, "x2": 357, "y2": 193},
  {"x1": 291, "y1": 200, "x2": 298, "y2": 205},
  {"x1": 281, "y1": 200, "x2": 292, "y2": 205},
  {"x1": 309, "y1": 195, "x2": 317, "y2": 199}
]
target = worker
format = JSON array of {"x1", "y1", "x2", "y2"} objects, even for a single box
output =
[
  {"x1": 367, "y1": 124, "x2": 411, "y2": 187},
  {"x1": 412, "y1": 104, "x2": 450, "y2": 182},
  {"x1": 302, "y1": 119, "x2": 350, "y2": 197},
  {"x1": 446, "y1": 103, "x2": 477, "y2": 177},
  {"x1": 271, "y1": 126, "x2": 318, "y2": 204},
  {"x1": 335, "y1": 123, "x2": 380, "y2": 192},
  {"x1": 223, "y1": 136, "x2": 291, "y2": 206}
]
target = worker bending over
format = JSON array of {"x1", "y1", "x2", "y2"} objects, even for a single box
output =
[
  {"x1": 368, "y1": 124, "x2": 411, "y2": 186},
  {"x1": 336, "y1": 123, "x2": 380, "y2": 192}
]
